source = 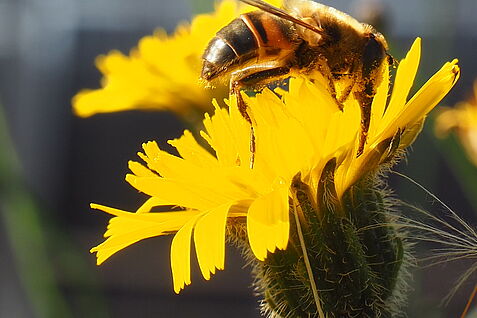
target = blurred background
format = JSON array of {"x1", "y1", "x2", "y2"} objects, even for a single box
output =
[{"x1": 1, "y1": 0, "x2": 477, "y2": 317}]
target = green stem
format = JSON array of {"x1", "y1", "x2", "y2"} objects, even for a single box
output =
[{"x1": 0, "y1": 105, "x2": 109, "y2": 318}]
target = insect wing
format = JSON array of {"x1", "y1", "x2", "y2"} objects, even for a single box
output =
[{"x1": 239, "y1": 0, "x2": 324, "y2": 34}]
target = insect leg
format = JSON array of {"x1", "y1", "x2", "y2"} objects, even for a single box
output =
[
  {"x1": 354, "y1": 85, "x2": 374, "y2": 157},
  {"x1": 230, "y1": 66, "x2": 290, "y2": 168},
  {"x1": 316, "y1": 62, "x2": 346, "y2": 111},
  {"x1": 336, "y1": 73, "x2": 357, "y2": 105},
  {"x1": 230, "y1": 79, "x2": 257, "y2": 169},
  {"x1": 327, "y1": 76, "x2": 344, "y2": 111},
  {"x1": 354, "y1": 34, "x2": 387, "y2": 156}
]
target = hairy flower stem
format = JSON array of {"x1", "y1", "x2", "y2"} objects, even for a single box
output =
[{"x1": 233, "y1": 161, "x2": 409, "y2": 318}]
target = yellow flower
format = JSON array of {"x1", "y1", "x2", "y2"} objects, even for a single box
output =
[
  {"x1": 435, "y1": 80, "x2": 477, "y2": 166},
  {"x1": 72, "y1": 0, "x2": 281, "y2": 118},
  {"x1": 90, "y1": 38, "x2": 459, "y2": 293}
]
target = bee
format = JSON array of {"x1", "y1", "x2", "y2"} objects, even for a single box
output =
[{"x1": 201, "y1": 0, "x2": 392, "y2": 160}]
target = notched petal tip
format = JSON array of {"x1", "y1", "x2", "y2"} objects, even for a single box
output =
[
  {"x1": 173, "y1": 282, "x2": 188, "y2": 294},
  {"x1": 125, "y1": 173, "x2": 136, "y2": 185},
  {"x1": 90, "y1": 244, "x2": 106, "y2": 265},
  {"x1": 450, "y1": 60, "x2": 460, "y2": 84}
]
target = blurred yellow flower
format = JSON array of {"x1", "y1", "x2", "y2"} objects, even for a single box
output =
[
  {"x1": 90, "y1": 38, "x2": 459, "y2": 293},
  {"x1": 435, "y1": 80, "x2": 477, "y2": 166},
  {"x1": 72, "y1": 0, "x2": 281, "y2": 119}
]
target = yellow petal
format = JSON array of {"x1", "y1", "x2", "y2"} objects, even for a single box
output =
[
  {"x1": 368, "y1": 62, "x2": 390, "y2": 139},
  {"x1": 247, "y1": 185, "x2": 290, "y2": 261},
  {"x1": 381, "y1": 38, "x2": 421, "y2": 128},
  {"x1": 201, "y1": 99, "x2": 250, "y2": 167},
  {"x1": 194, "y1": 204, "x2": 231, "y2": 280},
  {"x1": 378, "y1": 59, "x2": 460, "y2": 147},
  {"x1": 136, "y1": 197, "x2": 169, "y2": 213},
  {"x1": 125, "y1": 174, "x2": 221, "y2": 211},
  {"x1": 168, "y1": 131, "x2": 218, "y2": 168},
  {"x1": 247, "y1": 88, "x2": 315, "y2": 180},
  {"x1": 90, "y1": 204, "x2": 201, "y2": 265},
  {"x1": 72, "y1": 0, "x2": 248, "y2": 118},
  {"x1": 128, "y1": 160, "x2": 157, "y2": 178},
  {"x1": 171, "y1": 215, "x2": 202, "y2": 293},
  {"x1": 399, "y1": 60, "x2": 460, "y2": 138}
]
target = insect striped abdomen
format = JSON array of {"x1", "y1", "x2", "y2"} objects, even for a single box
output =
[{"x1": 201, "y1": 12, "x2": 297, "y2": 81}]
